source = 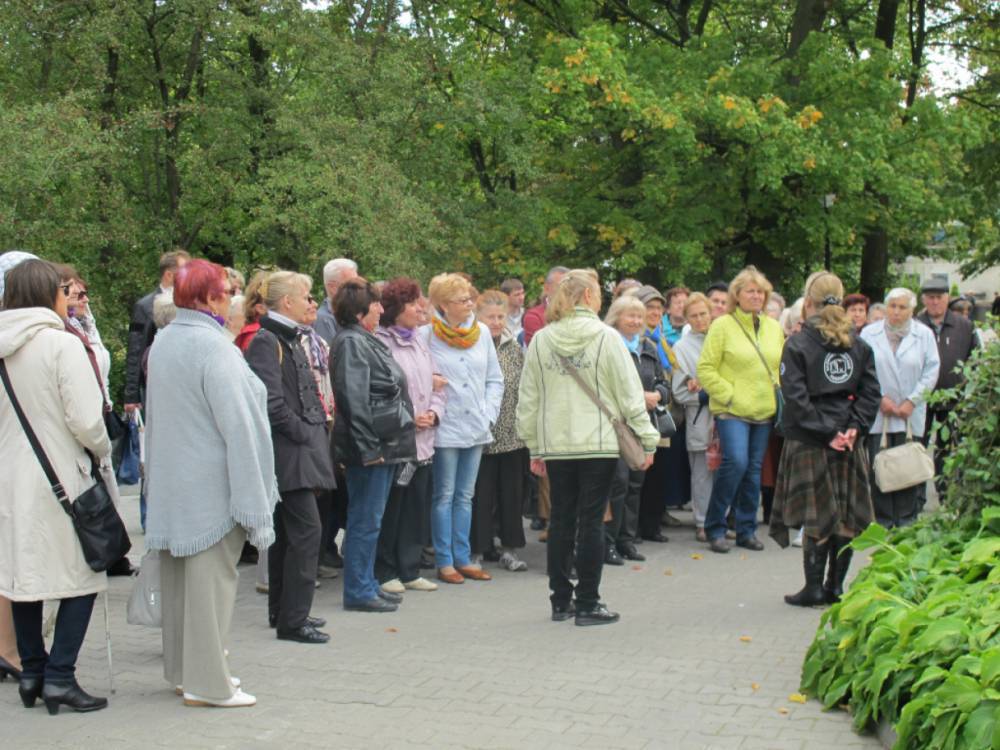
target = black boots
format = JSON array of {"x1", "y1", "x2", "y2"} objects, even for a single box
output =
[
  {"x1": 41, "y1": 679, "x2": 108, "y2": 714},
  {"x1": 825, "y1": 536, "x2": 854, "y2": 604},
  {"x1": 784, "y1": 537, "x2": 829, "y2": 607}
]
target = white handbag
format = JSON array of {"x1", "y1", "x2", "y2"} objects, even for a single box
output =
[
  {"x1": 126, "y1": 550, "x2": 162, "y2": 628},
  {"x1": 872, "y1": 425, "x2": 935, "y2": 493}
]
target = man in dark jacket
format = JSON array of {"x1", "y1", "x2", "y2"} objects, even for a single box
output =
[
  {"x1": 123, "y1": 250, "x2": 190, "y2": 411},
  {"x1": 917, "y1": 278, "x2": 978, "y2": 497}
]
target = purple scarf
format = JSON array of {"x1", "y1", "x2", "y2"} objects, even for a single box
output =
[{"x1": 389, "y1": 325, "x2": 415, "y2": 341}]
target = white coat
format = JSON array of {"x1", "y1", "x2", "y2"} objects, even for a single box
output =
[
  {"x1": 0, "y1": 308, "x2": 111, "y2": 601},
  {"x1": 860, "y1": 318, "x2": 941, "y2": 438}
]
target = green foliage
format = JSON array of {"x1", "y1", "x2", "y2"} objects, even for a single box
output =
[
  {"x1": 928, "y1": 322, "x2": 1000, "y2": 517},
  {"x1": 802, "y1": 511, "x2": 1000, "y2": 749}
]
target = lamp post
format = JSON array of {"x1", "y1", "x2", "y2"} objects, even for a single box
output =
[{"x1": 822, "y1": 194, "x2": 836, "y2": 270}]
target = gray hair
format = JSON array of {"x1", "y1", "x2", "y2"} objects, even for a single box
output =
[
  {"x1": 780, "y1": 298, "x2": 804, "y2": 337},
  {"x1": 546, "y1": 265, "x2": 570, "y2": 283},
  {"x1": 152, "y1": 290, "x2": 177, "y2": 329},
  {"x1": 323, "y1": 258, "x2": 358, "y2": 284},
  {"x1": 885, "y1": 287, "x2": 917, "y2": 309},
  {"x1": 229, "y1": 294, "x2": 245, "y2": 317},
  {"x1": 604, "y1": 294, "x2": 646, "y2": 329}
]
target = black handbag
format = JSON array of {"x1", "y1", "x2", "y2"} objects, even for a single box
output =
[
  {"x1": 1, "y1": 360, "x2": 131, "y2": 572},
  {"x1": 104, "y1": 408, "x2": 127, "y2": 441}
]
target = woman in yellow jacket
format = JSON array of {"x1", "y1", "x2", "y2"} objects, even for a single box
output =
[{"x1": 697, "y1": 267, "x2": 784, "y2": 554}]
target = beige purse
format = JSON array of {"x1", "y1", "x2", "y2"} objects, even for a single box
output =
[
  {"x1": 557, "y1": 355, "x2": 648, "y2": 471},
  {"x1": 872, "y1": 424, "x2": 935, "y2": 493}
]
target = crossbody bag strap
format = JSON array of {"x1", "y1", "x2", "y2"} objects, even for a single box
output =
[
  {"x1": 557, "y1": 354, "x2": 618, "y2": 423},
  {"x1": 731, "y1": 314, "x2": 778, "y2": 387},
  {"x1": 0, "y1": 359, "x2": 74, "y2": 515}
]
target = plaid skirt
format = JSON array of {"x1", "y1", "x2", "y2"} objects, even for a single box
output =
[{"x1": 768, "y1": 438, "x2": 874, "y2": 548}]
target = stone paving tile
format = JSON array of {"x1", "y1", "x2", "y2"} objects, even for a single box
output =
[{"x1": 0, "y1": 491, "x2": 882, "y2": 750}]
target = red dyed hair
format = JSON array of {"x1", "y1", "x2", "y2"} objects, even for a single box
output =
[{"x1": 173, "y1": 258, "x2": 226, "y2": 309}]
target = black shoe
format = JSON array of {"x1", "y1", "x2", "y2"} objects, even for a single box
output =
[
  {"x1": 551, "y1": 602, "x2": 576, "y2": 622},
  {"x1": 604, "y1": 546, "x2": 625, "y2": 566},
  {"x1": 42, "y1": 680, "x2": 108, "y2": 715},
  {"x1": 641, "y1": 531, "x2": 669, "y2": 543},
  {"x1": 575, "y1": 604, "x2": 620, "y2": 627},
  {"x1": 736, "y1": 536, "x2": 765, "y2": 551},
  {"x1": 106, "y1": 557, "x2": 135, "y2": 577},
  {"x1": 344, "y1": 597, "x2": 398, "y2": 613},
  {"x1": 0, "y1": 656, "x2": 21, "y2": 683},
  {"x1": 276, "y1": 625, "x2": 331, "y2": 644},
  {"x1": 19, "y1": 675, "x2": 43, "y2": 708},
  {"x1": 785, "y1": 537, "x2": 830, "y2": 607},
  {"x1": 530, "y1": 518, "x2": 547, "y2": 531},
  {"x1": 419, "y1": 550, "x2": 436, "y2": 570},
  {"x1": 239, "y1": 542, "x2": 258, "y2": 565},
  {"x1": 709, "y1": 536, "x2": 731, "y2": 554},
  {"x1": 269, "y1": 614, "x2": 326, "y2": 629},
  {"x1": 618, "y1": 544, "x2": 645, "y2": 562},
  {"x1": 482, "y1": 547, "x2": 501, "y2": 563},
  {"x1": 377, "y1": 589, "x2": 402, "y2": 604}
]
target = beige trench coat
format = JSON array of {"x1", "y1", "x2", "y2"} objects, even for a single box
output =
[{"x1": 0, "y1": 308, "x2": 111, "y2": 601}]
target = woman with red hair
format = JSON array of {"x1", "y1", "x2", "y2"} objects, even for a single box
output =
[{"x1": 146, "y1": 259, "x2": 278, "y2": 708}]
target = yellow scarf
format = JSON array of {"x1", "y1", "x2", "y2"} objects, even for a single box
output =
[{"x1": 433, "y1": 315, "x2": 481, "y2": 349}]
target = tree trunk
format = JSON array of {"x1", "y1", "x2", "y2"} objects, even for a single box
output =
[{"x1": 787, "y1": 0, "x2": 830, "y2": 57}]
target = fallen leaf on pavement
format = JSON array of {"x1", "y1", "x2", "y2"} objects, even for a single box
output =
[
  {"x1": 789, "y1": 693, "x2": 807, "y2": 704},
  {"x1": 690, "y1": 553, "x2": 703, "y2": 560},
  {"x1": 385, "y1": 627, "x2": 398, "y2": 633},
  {"x1": 751, "y1": 683, "x2": 760, "y2": 691},
  {"x1": 739, "y1": 635, "x2": 753, "y2": 643},
  {"x1": 631, "y1": 565, "x2": 643, "y2": 571},
  {"x1": 663, "y1": 569, "x2": 673, "y2": 576},
  {"x1": 778, "y1": 707, "x2": 789, "y2": 715}
]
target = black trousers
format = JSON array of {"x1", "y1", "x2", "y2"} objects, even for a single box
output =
[
  {"x1": 269, "y1": 488, "x2": 321, "y2": 630},
  {"x1": 12, "y1": 594, "x2": 96, "y2": 683},
  {"x1": 868, "y1": 433, "x2": 921, "y2": 529},
  {"x1": 638, "y1": 445, "x2": 669, "y2": 537},
  {"x1": 605, "y1": 457, "x2": 645, "y2": 548},
  {"x1": 662, "y1": 424, "x2": 692, "y2": 509},
  {"x1": 375, "y1": 464, "x2": 432, "y2": 585},
  {"x1": 471, "y1": 449, "x2": 529, "y2": 554},
  {"x1": 547, "y1": 458, "x2": 618, "y2": 610}
]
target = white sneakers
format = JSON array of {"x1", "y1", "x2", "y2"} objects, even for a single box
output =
[
  {"x1": 381, "y1": 578, "x2": 406, "y2": 594},
  {"x1": 183, "y1": 688, "x2": 256, "y2": 708},
  {"x1": 175, "y1": 676, "x2": 241, "y2": 696},
  {"x1": 499, "y1": 551, "x2": 528, "y2": 572},
  {"x1": 402, "y1": 577, "x2": 438, "y2": 591}
]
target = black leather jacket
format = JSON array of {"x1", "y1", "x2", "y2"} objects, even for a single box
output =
[
  {"x1": 245, "y1": 314, "x2": 336, "y2": 492},
  {"x1": 123, "y1": 289, "x2": 157, "y2": 404},
  {"x1": 330, "y1": 324, "x2": 417, "y2": 467},
  {"x1": 779, "y1": 322, "x2": 881, "y2": 447}
]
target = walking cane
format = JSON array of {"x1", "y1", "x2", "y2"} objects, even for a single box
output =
[{"x1": 103, "y1": 590, "x2": 115, "y2": 694}]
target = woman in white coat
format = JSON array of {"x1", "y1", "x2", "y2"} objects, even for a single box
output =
[
  {"x1": 860, "y1": 288, "x2": 940, "y2": 528},
  {"x1": 0, "y1": 259, "x2": 112, "y2": 715}
]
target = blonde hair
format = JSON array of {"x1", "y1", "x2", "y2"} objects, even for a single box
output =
[
  {"x1": 243, "y1": 270, "x2": 270, "y2": 323},
  {"x1": 604, "y1": 294, "x2": 645, "y2": 328},
  {"x1": 261, "y1": 270, "x2": 311, "y2": 311},
  {"x1": 476, "y1": 288, "x2": 508, "y2": 313},
  {"x1": 546, "y1": 269, "x2": 600, "y2": 323},
  {"x1": 727, "y1": 266, "x2": 773, "y2": 313},
  {"x1": 684, "y1": 292, "x2": 711, "y2": 318},
  {"x1": 428, "y1": 273, "x2": 473, "y2": 310},
  {"x1": 804, "y1": 272, "x2": 851, "y2": 347}
]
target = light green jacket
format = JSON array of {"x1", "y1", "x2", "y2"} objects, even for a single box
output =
[
  {"x1": 696, "y1": 309, "x2": 784, "y2": 422},
  {"x1": 516, "y1": 307, "x2": 660, "y2": 460}
]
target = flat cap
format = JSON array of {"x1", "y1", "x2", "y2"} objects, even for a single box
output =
[
  {"x1": 635, "y1": 285, "x2": 666, "y2": 306},
  {"x1": 920, "y1": 278, "x2": 949, "y2": 294}
]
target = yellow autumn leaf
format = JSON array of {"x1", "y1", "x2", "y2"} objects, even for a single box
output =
[
  {"x1": 739, "y1": 635, "x2": 753, "y2": 643},
  {"x1": 621, "y1": 127, "x2": 637, "y2": 141},
  {"x1": 433, "y1": 122, "x2": 445, "y2": 130},
  {"x1": 778, "y1": 707, "x2": 790, "y2": 715},
  {"x1": 663, "y1": 569, "x2": 673, "y2": 576},
  {"x1": 723, "y1": 96, "x2": 737, "y2": 110},
  {"x1": 690, "y1": 553, "x2": 703, "y2": 560},
  {"x1": 789, "y1": 693, "x2": 807, "y2": 704},
  {"x1": 547, "y1": 227, "x2": 561, "y2": 241},
  {"x1": 581, "y1": 74, "x2": 599, "y2": 85},
  {"x1": 751, "y1": 683, "x2": 760, "y2": 691},
  {"x1": 803, "y1": 157, "x2": 816, "y2": 170}
]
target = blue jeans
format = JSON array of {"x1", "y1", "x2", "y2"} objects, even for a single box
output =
[
  {"x1": 343, "y1": 464, "x2": 396, "y2": 605},
  {"x1": 704, "y1": 418, "x2": 771, "y2": 542},
  {"x1": 431, "y1": 446, "x2": 484, "y2": 568}
]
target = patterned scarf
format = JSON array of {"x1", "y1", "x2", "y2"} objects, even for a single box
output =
[
  {"x1": 644, "y1": 324, "x2": 678, "y2": 371},
  {"x1": 299, "y1": 326, "x2": 329, "y2": 374},
  {"x1": 433, "y1": 313, "x2": 480, "y2": 349}
]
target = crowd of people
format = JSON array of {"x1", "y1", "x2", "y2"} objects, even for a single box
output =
[{"x1": 0, "y1": 247, "x2": 987, "y2": 713}]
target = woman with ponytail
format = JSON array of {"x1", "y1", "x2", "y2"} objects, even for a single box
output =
[{"x1": 769, "y1": 272, "x2": 881, "y2": 607}]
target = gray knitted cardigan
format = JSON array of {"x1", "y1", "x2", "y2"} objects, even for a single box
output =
[{"x1": 144, "y1": 309, "x2": 278, "y2": 556}]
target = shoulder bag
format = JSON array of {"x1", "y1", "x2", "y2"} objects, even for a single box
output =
[
  {"x1": 731, "y1": 315, "x2": 784, "y2": 434},
  {"x1": 1, "y1": 360, "x2": 131, "y2": 572},
  {"x1": 557, "y1": 354, "x2": 648, "y2": 471},
  {"x1": 872, "y1": 424, "x2": 935, "y2": 493}
]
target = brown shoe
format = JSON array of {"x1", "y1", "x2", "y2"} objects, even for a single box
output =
[
  {"x1": 695, "y1": 528, "x2": 708, "y2": 543},
  {"x1": 437, "y1": 569, "x2": 465, "y2": 585},
  {"x1": 456, "y1": 566, "x2": 493, "y2": 581},
  {"x1": 538, "y1": 529, "x2": 549, "y2": 543}
]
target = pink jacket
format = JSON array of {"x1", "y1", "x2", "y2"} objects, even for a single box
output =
[{"x1": 375, "y1": 326, "x2": 446, "y2": 462}]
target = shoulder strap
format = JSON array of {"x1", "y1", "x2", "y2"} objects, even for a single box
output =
[
  {"x1": 0, "y1": 360, "x2": 74, "y2": 516},
  {"x1": 557, "y1": 354, "x2": 617, "y2": 422},
  {"x1": 730, "y1": 314, "x2": 778, "y2": 387}
]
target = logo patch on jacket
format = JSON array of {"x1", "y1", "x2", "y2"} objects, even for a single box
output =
[{"x1": 823, "y1": 353, "x2": 854, "y2": 384}]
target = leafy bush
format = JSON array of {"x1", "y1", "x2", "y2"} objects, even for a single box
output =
[
  {"x1": 801, "y1": 512, "x2": 1000, "y2": 749},
  {"x1": 929, "y1": 322, "x2": 1000, "y2": 518}
]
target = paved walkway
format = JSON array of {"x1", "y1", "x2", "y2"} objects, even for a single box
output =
[{"x1": 4, "y1": 489, "x2": 881, "y2": 750}]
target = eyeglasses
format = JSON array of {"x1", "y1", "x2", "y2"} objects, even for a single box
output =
[{"x1": 451, "y1": 297, "x2": 474, "y2": 305}]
